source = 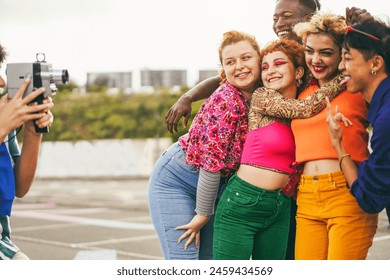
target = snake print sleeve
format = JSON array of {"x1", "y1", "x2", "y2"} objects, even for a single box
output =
[{"x1": 251, "y1": 74, "x2": 345, "y2": 119}]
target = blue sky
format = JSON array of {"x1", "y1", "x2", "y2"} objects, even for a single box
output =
[{"x1": 0, "y1": 0, "x2": 387, "y2": 86}]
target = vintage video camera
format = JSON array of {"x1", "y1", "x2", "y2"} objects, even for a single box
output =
[{"x1": 6, "y1": 53, "x2": 69, "y2": 133}]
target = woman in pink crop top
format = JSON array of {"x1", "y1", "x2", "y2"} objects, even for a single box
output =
[
  {"x1": 148, "y1": 31, "x2": 262, "y2": 260},
  {"x1": 213, "y1": 39, "x2": 345, "y2": 260},
  {"x1": 291, "y1": 12, "x2": 378, "y2": 260}
]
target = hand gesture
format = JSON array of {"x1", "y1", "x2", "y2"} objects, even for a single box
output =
[
  {"x1": 346, "y1": 7, "x2": 374, "y2": 25},
  {"x1": 175, "y1": 214, "x2": 210, "y2": 250},
  {"x1": 0, "y1": 77, "x2": 52, "y2": 134},
  {"x1": 326, "y1": 97, "x2": 352, "y2": 148},
  {"x1": 165, "y1": 95, "x2": 192, "y2": 133}
]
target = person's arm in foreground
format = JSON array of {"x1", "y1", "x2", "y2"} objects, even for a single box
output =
[
  {"x1": 14, "y1": 98, "x2": 54, "y2": 198},
  {"x1": 176, "y1": 168, "x2": 220, "y2": 250},
  {"x1": 325, "y1": 97, "x2": 357, "y2": 184},
  {"x1": 0, "y1": 78, "x2": 49, "y2": 142},
  {"x1": 0, "y1": 77, "x2": 54, "y2": 198},
  {"x1": 251, "y1": 74, "x2": 345, "y2": 119},
  {"x1": 165, "y1": 76, "x2": 220, "y2": 133},
  {"x1": 326, "y1": 97, "x2": 390, "y2": 213},
  {"x1": 175, "y1": 85, "x2": 245, "y2": 250}
]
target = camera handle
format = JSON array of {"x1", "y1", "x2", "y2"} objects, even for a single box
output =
[
  {"x1": 32, "y1": 60, "x2": 49, "y2": 133},
  {"x1": 32, "y1": 93, "x2": 49, "y2": 133}
]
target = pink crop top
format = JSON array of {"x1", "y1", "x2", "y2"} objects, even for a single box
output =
[{"x1": 240, "y1": 121, "x2": 296, "y2": 175}]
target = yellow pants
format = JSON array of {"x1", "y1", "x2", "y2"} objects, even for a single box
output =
[{"x1": 295, "y1": 171, "x2": 378, "y2": 260}]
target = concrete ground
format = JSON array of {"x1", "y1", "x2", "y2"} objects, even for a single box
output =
[{"x1": 11, "y1": 178, "x2": 390, "y2": 260}]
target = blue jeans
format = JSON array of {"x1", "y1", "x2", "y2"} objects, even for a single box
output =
[
  {"x1": 148, "y1": 142, "x2": 227, "y2": 260},
  {"x1": 213, "y1": 174, "x2": 291, "y2": 260}
]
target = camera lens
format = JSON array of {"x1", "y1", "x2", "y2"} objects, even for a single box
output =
[
  {"x1": 62, "y1": 70, "x2": 69, "y2": 84},
  {"x1": 51, "y1": 69, "x2": 69, "y2": 84}
]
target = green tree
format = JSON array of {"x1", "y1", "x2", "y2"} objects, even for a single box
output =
[{"x1": 42, "y1": 87, "x2": 203, "y2": 142}]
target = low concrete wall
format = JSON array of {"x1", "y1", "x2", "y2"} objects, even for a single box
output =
[{"x1": 35, "y1": 138, "x2": 172, "y2": 179}]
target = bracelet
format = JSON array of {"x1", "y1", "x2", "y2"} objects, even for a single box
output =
[{"x1": 339, "y1": 153, "x2": 351, "y2": 171}]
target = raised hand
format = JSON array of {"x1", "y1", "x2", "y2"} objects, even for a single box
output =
[
  {"x1": 325, "y1": 97, "x2": 352, "y2": 148},
  {"x1": 165, "y1": 94, "x2": 192, "y2": 133},
  {"x1": 346, "y1": 7, "x2": 374, "y2": 25}
]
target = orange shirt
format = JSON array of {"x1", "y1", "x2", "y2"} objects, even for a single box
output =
[{"x1": 292, "y1": 85, "x2": 369, "y2": 163}]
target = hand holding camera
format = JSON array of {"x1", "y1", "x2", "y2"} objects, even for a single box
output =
[
  {"x1": 31, "y1": 96, "x2": 54, "y2": 132},
  {"x1": 6, "y1": 53, "x2": 68, "y2": 133},
  {"x1": 0, "y1": 76, "x2": 54, "y2": 135}
]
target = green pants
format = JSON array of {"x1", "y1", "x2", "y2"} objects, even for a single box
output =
[{"x1": 213, "y1": 173, "x2": 291, "y2": 260}]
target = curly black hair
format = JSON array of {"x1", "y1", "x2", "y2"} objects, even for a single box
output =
[
  {"x1": 344, "y1": 19, "x2": 390, "y2": 74},
  {"x1": 0, "y1": 44, "x2": 7, "y2": 64},
  {"x1": 275, "y1": 0, "x2": 321, "y2": 13}
]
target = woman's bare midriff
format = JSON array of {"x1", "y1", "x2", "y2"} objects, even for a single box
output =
[
  {"x1": 236, "y1": 164, "x2": 289, "y2": 191},
  {"x1": 302, "y1": 159, "x2": 340, "y2": 175}
]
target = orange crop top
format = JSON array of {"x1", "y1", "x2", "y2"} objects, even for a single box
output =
[{"x1": 292, "y1": 85, "x2": 369, "y2": 163}]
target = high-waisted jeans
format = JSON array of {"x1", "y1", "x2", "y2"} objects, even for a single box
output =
[
  {"x1": 148, "y1": 142, "x2": 227, "y2": 260},
  {"x1": 213, "y1": 174, "x2": 291, "y2": 260},
  {"x1": 295, "y1": 171, "x2": 378, "y2": 260}
]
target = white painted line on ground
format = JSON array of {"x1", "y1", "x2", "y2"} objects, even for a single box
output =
[
  {"x1": 42, "y1": 208, "x2": 112, "y2": 215},
  {"x1": 12, "y1": 210, "x2": 154, "y2": 230},
  {"x1": 123, "y1": 215, "x2": 152, "y2": 222},
  {"x1": 373, "y1": 234, "x2": 390, "y2": 242},
  {"x1": 77, "y1": 234, "x2": 158, "y2": 246},
  {"x1": 74, "y1": 249, "x2": 117, "y2": 260},
  {"x1": 13, "y1": 203, "x2": 55, "y2": 210},
  {"x1": 12, "y1": 235, "x2": 161, "y2": 260},
  {"x1": 12, "y1": 223, "x2": 80, "y2": 232}
]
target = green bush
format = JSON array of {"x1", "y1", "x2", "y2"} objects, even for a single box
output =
[{"x1": 41, "y1": 87, "x2": 203, "y2": 142}]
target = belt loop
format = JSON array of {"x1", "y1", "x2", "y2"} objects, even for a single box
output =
[
  {"x1": 329, "y1": 171, "x2": 338, "y2": 188},
  {"x1": 328, "y1": 172, "x2": 333, "y2": 182},
  {"x1": 330, "y1": 172, "x2": 335, "y2": 188}
]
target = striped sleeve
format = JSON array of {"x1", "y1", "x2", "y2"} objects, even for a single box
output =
[{"x1": 195, "y1": 168, "x2": 221, "y2": 216}]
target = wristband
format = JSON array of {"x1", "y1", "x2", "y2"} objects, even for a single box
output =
[{"x1": 339, "y1": 153, "x2": 350, "y2": 171}]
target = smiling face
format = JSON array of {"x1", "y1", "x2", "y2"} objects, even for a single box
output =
[
  {"x1": 338, "y1": 48, "x2": 376, "y2": 100},
  {"x1": 304, "y1": 33, "x2": 341, "y2": 86},
  {"x1": 221, "y1": 40, "x2": 261, "y2": 96},
  {"x1": 261, "y1": 50, "x2": 302, "y2": 99},
  {"x1": 273, "y1": 0, "x2": 313, "y2": 42}
]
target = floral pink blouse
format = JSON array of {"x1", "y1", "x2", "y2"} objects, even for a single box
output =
[{"x1": 179, "y1": 82, "x2": 250, "y2": 177}]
